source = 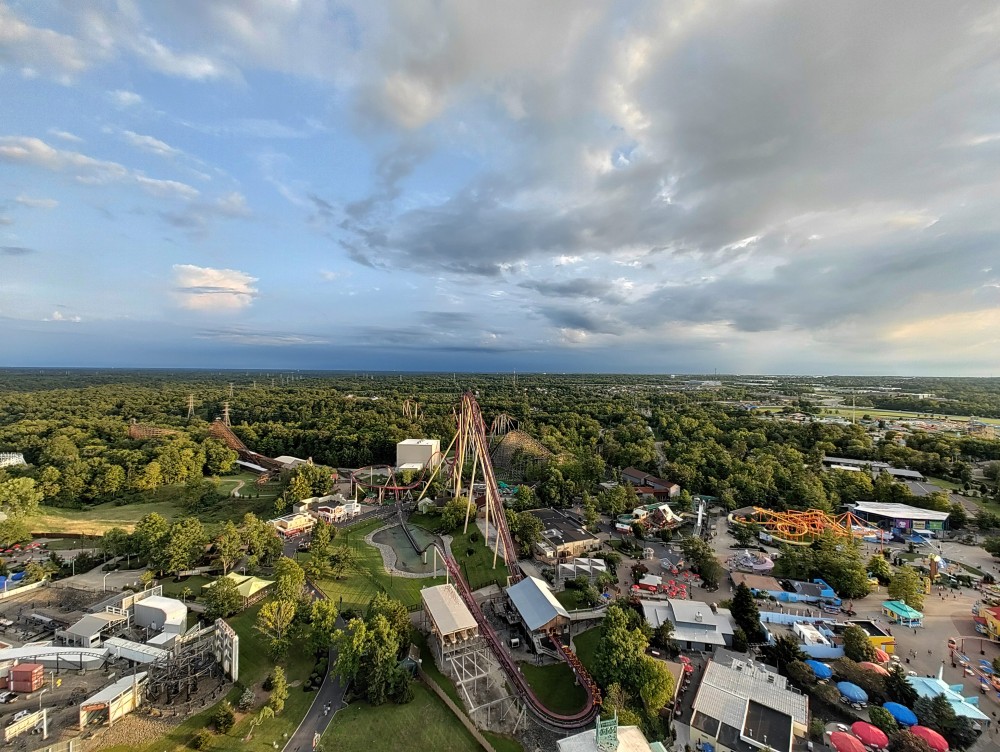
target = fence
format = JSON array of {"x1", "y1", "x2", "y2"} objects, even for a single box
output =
[
  {"x1": 417, "y1": 667, "x2": 496, "y2": 752},
  {"x1": 28, "y1": 739, "x2": 80, "y2": 752},
  {"x1": 0, "y1": 579, "x2": 48, "y2": 602}
]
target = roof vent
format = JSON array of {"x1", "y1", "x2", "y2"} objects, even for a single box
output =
[{"x1": 695, "y1": 611, "x2": 703, "y2": 622}]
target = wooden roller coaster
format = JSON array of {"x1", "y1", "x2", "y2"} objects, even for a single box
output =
[
  {"x1": 127, "y1": 421, "x2": 180, "y2": 440},
  {"x1": 207, "y1": 419, "x2": 286, "y2": 473}
]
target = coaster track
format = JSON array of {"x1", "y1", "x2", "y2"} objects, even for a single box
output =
[{"x1": 429, "y1": 392, "x2": 600, "y2": 729}]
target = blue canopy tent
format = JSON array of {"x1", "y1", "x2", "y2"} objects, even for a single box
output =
[
  {"x1": 883, "y1": 702, "x2": 918, "y2": 727},
  {"x1": 837, "y1": 682, "x2": 869, "y2": 703},
  {"x1": 805, "y1": 660, "x2": 833, "y2": 679}
]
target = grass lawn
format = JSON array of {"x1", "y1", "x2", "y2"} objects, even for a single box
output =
[
  {"x1": 927, "y1": 477, "x2": 963, "y2": 492},
  {"x1": 555, "y1": 588, "x2": 586, "y2": 610},
  {"x1": 97, "y1": 599, "x2": 317, "y2": 752},
  {"x1": 408, "y1": 511, "x2": 509, "y2": 590},
  {"x1": 39, "y1": 535, "x2": 100, "y2": 550},
  {"x1": 314, "y1": 518, "x2": 444, "y2": 613},
  {"x1": 215, "y1": 471, "x2": 259, "y2": 496},
  {"x1": 518, "y1": 661, "x2": 586, "y2": 715},
  {"x1": 26, "y1": 500, "x2": 187, "y2": 536},
  {"x1": 572, "y1": 626, "x2": 601, "y2": 677},
  {"x1": 159, "y1": 574, "x2": 213, "y2": 601},
  {"x1": 320, "y1": 683, "x2": 483, "y2": 752}
]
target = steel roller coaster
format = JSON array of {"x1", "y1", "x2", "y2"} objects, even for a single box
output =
[{"x1": 413, "y1": 392, "x2": 600, "y2": 729}]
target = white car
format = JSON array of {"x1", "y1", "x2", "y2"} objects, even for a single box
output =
[{"x1": 836, "y1": 724, "x2": 850, "y2": 733}]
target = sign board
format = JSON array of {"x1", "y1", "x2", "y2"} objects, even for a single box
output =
[{"x1": 3, "y1": 709, "x2": 45, "y2": 742}]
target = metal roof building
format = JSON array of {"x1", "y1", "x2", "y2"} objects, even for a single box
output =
[
  {"x1": 505, "y1": 576, "x2": 569, "y2": 633},
  {"x1": 641, "y1": 599, "x2": 736, "y2": 652},
  {"x1": 907, "y1": 666, "x2": 990, "y2": 725}
]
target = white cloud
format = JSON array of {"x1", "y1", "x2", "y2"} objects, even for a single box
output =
[
  {"x1": 15, "y1": 195, "x2": 58, "y2": 209},
  {"x1": 122, "y1": 130, "x2": 182, "y2": 158},
  {"x1": 109, "y1": 90, "x2": 143, "y2": 108},
  {"x1": 172, "y1": 264, "x2": 258, "y2": 311},
  {"x1": 0, "y1": 5, "x2": 92, "y2": 80},
  {"x1": 554, "y1": 255, "x2": 582, "y2": 266},
  {"x1": 132, "y1": 34, "x2": 237, "y2": 81},
  {"x1": 43, "y1": 311, "x2": 81, "y2": 323},
  {"x1": 0, "y1": 135, "x2": 199, "y2": 201},
  {"x1": 47, "y1": 128, "x2": 83, "y2": 143}
]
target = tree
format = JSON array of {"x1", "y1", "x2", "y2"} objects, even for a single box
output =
[
  {"x1": 884, "y1": 663, "x2": 919, "y2": 707},
  {"x1": 636, "y1": 654, "x2": 674, "y2": 712},
  {"x1": 214, "y1": 520, "x2": 242, "y2": 575},
  {"x1": 267, "y1": 666, "x2": 288, "y2": 714},
  {"x1": 203, "y1": 439, "x2": 238, "y2": 475},
  {"x1": 273, "y1": 556, "x2": 306, "y2": 602},
  {"x1": 887, "y1": 730, "x2": 934, "y2": 752},
  {"x1": 134, "y1": 512, "x2": 170, "y2": 565},
  {"x1": 255, "y1": 599, "x2": 297, "y2": 658},
  {"x1": 203, "y1": 576, "x2": 243, "y2": 619},
  {"x1": 0, "y1": 477, "x2": 43, "y2": 545},
  {"x1": 983, "y1": 536, "x2": 1000, "y2": 559},
  {"x1": 731, "y1": 583, "x2": 765, "y2": 643},
  {"x1": 307, "y1": 520, "x2": 335, "y2": 579},
  {"x1": 592, "y1": 604, "x2": 648, "y2": 691},
  {"x1": 651, "y1": 620, "x2": 675, "y2": 650},
  {"x1": 730, "y1": 520, "x2": 761, "y2": 548},
  {"x1": 309, "y1": 598, "x2": 340, "y2": 652},
  {"x1": 506, "y1": 509, "x2": 543, "y2": 556},
  {"x1": 868, "y1": 554, "x2": 892, "y2": 584},
  {"x1": 165, "y1": 517, "x2": 208, "y2": 574},
  {"x1": 334, "y1": 613, "x2": 406, "y2": 706},
  {"x1": 761, "y1": 634, "x2": 806, "y2": 673},
  {"x1": 100, "y1": 527, "x2": 132, "y2": 559},
  {"x1": 368, "y1": 592, "x2": 411, "y2": 639},
  {"x1": 888, "y1": 566, "x2": 925, "y2": 611},
  {"x1": 787, "y1": 660, "x2": 816, "y2": 689},
  {"x1": 842, "y1": 625, "x2": 878, "y2": 663},
  {"x1": 212, "y1": 700, "x2": 235, "y2": 733},
  {"x1": 698, "y1": 558, "x2": 724, "y2": 590},
  {"x1": 440, "y1": 496, "x2": 475, "y2": 531},
  {"x1": 868, "y1": 705, "x2": 899, "y2": 736},
  {"x1": 328, "y1": 546, "x2": 360, "y2": 579},
  {"x1": 582, "y1": 494, "x2": 599, "y2": 530}
]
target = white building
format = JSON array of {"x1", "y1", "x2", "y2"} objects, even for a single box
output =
[
  {"x1": 793, "y1": 622, "x2": 830, "y2": 647},
  {"x1": 641, "y1": 599, "x2": 736, "y2": 652},
  {"x1": 133, "y1": 595, "x2": 187, "y2": 635},
  {"x1": 0, "y1": 453, "x2": 26, "y2": 469},
  {"x1": 396, "y1": 439, "x2": 441, "y2": 470}
]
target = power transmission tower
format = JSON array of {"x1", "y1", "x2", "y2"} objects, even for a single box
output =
[
  {"x1": 222, "y1": 401, "x2": 231, "y2": 427},
  {"x1": 186, "y1": 394, "x2": 195, "y2": 420},
  {"x1": 228, "y1": 382, "x2": 234, "y2": 398}
]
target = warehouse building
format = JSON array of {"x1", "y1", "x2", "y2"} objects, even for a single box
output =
[
  {"x1": 396, "y1": 439, "x2": 441, "y2": 470},
  {"x1": 849, "y1": 501, "x2": 950, "y2": 537}
]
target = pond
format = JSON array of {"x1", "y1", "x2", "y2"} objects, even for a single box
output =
[{"x1": 371, "y1": 523, "x2": 443, "y2": 574}]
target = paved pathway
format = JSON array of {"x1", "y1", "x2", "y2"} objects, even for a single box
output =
[{"x1": 285, "y1": 635, "x2": 347, "y2": 752}]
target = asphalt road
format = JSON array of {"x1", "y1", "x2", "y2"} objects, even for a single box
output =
[{"x1": 284, "y1": 641, "x2": 347, "y2": 752}]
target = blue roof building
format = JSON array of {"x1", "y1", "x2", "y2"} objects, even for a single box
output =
[
  {"x1": 881, "y1": 600, "x2": 923, "y2": 627},
  {"x1": 908, "y1": 666, "x2": 991, "y2": 726}
]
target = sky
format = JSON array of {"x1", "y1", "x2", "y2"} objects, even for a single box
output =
[{"x1": 2, "y1": 1, "x2": 1000, "y2": 375}]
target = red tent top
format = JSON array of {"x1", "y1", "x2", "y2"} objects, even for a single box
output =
[
  {"x1": 909, "y1": 726, "x2": 949, "y2": 752},
  {"x1": 873, "y1": 648, "x2": 890, "y2": 663},
  {"x1": 851, "y1": 722, "x2": 889, "y2": 748},
  {"x1": 858, "y1": 661, "x2": 890, "y2": 675},
  {"x1": 828, "y1": 731, "x2": 866, "y2": 752}
]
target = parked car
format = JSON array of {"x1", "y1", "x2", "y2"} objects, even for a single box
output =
[{"x1": 0, "y1": 692, "x2": 16, "y2": 704}]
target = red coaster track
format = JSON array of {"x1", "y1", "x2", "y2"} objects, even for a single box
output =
[{"x1": 429, "y1": 392, "x2": 600, "y2": 729}]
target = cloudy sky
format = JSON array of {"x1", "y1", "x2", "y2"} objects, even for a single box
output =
[{"x1": 2, "y1": 1, "x2": 999, "y2": 374}]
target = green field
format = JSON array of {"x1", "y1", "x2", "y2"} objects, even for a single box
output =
[
  {"x1": 98, "y1": 600, "x2": 317, "y2": 752},
  {"x1": 407, "y1": 511, "x2": 509, "y2": 590},
  {"x1": 817, "y1": 407, "x2": 1000, "y2": 425},
  {"x1": 518, "y1": 661, "x2": 587, "y2": 715},
  {"x1": 158, "y1": 574, "x2": 212, "y2": 601},
  {"x1": 555, "y1": 588, "x2": 587, "y2": 610},
  {"x1": 25, "y1": 476, "x2": 282, "y2": 537},
  {"x1": 572, "y1": 626, "x2": 601, "y2": 677},
  {"x1": 321, "y1": 683, "x2": 483, "y2": 752}
]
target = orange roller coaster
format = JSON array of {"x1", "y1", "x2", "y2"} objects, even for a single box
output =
[{"x1": 736, "y1": 508, "x2": 888, "y2": 545}]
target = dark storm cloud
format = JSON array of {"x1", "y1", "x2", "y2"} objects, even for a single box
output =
[
  {"x1": 341, "y1": 0, "x2": 1000, "y2": 344},
  {"x1": 1, "y1": 246, "x2": 37, "y2": 256}
]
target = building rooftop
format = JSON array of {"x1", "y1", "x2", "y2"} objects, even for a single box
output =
[
  {"x1": 203, "y1": 572, "x2": 274, "y2": 600},
  {"x1": 882, "y1": 600, "x2": 923, "y2": 618},
  {"x1": 81, "y1": 672, "x2": 148, "y2": 706},
  {"x1": 641, "y1": 600, "x2": 735, "y2": 646},
  {"x1": 66, "y1": 611, "x2": 127, "y2": 639},
  {"x1": 528, "y1": 508, "x2": 598, "y2": 546},
  {"x1": 852, "y1": 502, "x2": 950, "y2": 522},
  {"x1": 421, "y1": 584, "x2": 477, "y2": 636},
  {"x1": 693, "y1": 654, "x2": 808, "y2": 727},
  {"x1": 908, "y1": 669, "x2": 990, "y2": 722},
  {"x1": 557, "y1": 724, "x2": 657, "y2": 752},
  {"x1": 741, "y1": 701, "x2": 793, "y2": 752},
  {"x1": 506, "y1": 576, "x2": 569, "y2": 632}
]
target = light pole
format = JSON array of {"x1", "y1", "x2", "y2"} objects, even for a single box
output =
[
  {"x1": 38, "y1": 688, "x2": 48, "y2": 711},
  {"x1": 103, "y1": 572, "x2": 111, "y2": 592}
]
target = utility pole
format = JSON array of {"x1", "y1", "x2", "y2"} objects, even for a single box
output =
[
  {"x1": 222, "y1": 401, "x2": 231, "y2": 427},
  {"x1": 186, "y1": 394, "x2": 195, "y2": 420},
  {"x1": 228, "y1": 382, "x2": 234, "y2": 398}
]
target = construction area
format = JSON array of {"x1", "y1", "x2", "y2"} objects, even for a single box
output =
[{"x1": 0, "y1": 580, "x2": 238, "y2": 750}]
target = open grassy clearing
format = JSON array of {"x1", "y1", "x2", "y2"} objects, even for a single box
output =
[
  {"x1": 321, "y1": 682, "x2": 483, "y2": 752},
  {"x1": 158, "y1": 574, "x2": 213, "y2": 601},
  {"x1": 518, "y1": 661, "x2": 587, "y2": 716},
  {"x1": 817, "y1": 407, "x2": 1000, "y2": 425},
  {"x1": 572, "y1": 626, "x2": 601, "y2": 677}
]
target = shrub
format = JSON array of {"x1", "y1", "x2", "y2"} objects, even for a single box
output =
[
  {"x1": 469, "y1": 531, "x2": 481, "y2": 543},
  {"x1": 191, "y1": 729, "x2": 213, "y2": 749},
  {"x1": 212, "y1": 701, "x2": 235, "y2": 733},
  {"x1": 262, "y1": 674, "x2": 274, "y2": 692},
  {"x1": 237, "y1": 688, "x2": 255, "y2": 712}
]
